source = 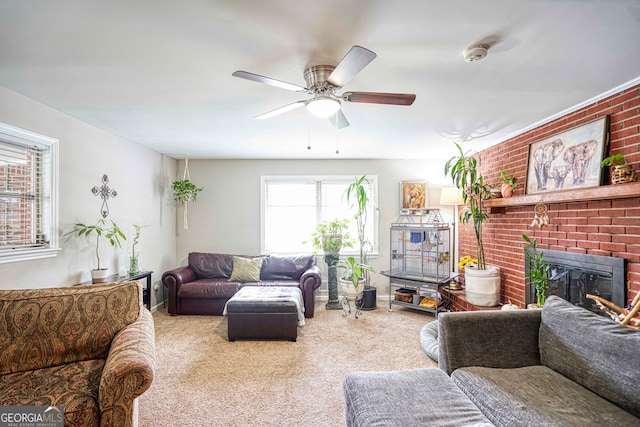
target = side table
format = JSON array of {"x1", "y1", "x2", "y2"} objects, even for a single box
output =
[{"x1": 79, "y1": 271, "x2": 153, "y2": 310}]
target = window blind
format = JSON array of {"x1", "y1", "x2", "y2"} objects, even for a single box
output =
[{"x1": 0, "y1": 141, "x2": 51, "y2": 251}]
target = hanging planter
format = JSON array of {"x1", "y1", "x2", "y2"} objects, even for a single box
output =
[{"x1": 172, "y1": 158, "x2": 202, "y2": 230}]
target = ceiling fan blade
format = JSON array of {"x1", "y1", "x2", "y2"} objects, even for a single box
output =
[
  {"x1": 329, "y1": 109, "x2": 350, "y2": 129},
  {"x1": 232, "y1": 70, "x2": 308, "y2": 93},
  {"x1": 255, "y1": 101, "x2": 306, "y2": 120},
  {"x1": 342, "y1": 91, "x2": 416, "y2": 106},
  {"x1": 327, "y1": 45, "x2": 377, "y2": 88}
]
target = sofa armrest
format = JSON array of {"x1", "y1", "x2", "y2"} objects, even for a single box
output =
[
  {"x1": 299, "y1": 265, "x2": 322, "y2": 318},
  {"x1": 162, "y1": 266, "x2": 196, "y2": 314},
  {"x1": 99, "y1": 309, "x2": 156, "y2": 427},
  {"x1": 438, "y1": 309, "x2": 542, "y2": 375}
]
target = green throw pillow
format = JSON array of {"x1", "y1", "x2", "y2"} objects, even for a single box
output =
[{"x1": 229, "y1": 256, "x2": 263, "y2": 282}]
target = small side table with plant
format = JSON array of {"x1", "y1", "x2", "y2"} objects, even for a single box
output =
[
  {"x1": 65, "y1": 219, "x2": 126, "y2": 283},
  {"x1": 307, "y1": 218, "x2": 354, "y2": 310}
]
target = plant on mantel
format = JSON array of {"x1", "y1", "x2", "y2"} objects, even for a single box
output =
[{"x1": 601, "y1": 153, "x2": 638, "y2": 185}]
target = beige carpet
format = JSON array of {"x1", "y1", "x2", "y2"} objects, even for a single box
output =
[{"x1": 138, "y1": 300, "x2": 438, "y2": 427}]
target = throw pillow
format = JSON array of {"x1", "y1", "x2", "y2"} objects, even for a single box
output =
[{"x1": 229, "y1": 256, "x2": 263, "y2": 282}]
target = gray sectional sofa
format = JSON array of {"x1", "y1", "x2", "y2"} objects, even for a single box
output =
[{"x1": 343, "y1": 296, "x2": 640, "y2": 426}]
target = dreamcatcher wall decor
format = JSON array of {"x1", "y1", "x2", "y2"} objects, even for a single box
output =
[{"x1": 531, "y1": 203, "x2": 549, "y2": 228}]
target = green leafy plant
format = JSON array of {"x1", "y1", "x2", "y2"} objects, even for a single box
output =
[
  {"x1": 305, "y1": 218, "x2": 354, "y2": 257},
  {"x1": 345, "y1": 175, "x2": 375, "y2": 264},
  {"x1": 65, "y1": 219, "x2": 126, "y2": 270},
  {"x1": 131, "y1": 224, "x2": 142, "y2": 258},
  {"x1": 600, "y1": 153, "x2": 626, "y2": 168},
  {"x1": 523, "y1": 234, "x2": 551, "y2": 307},
  {"x1": 500, "y1": 170, "x2": 518, "y2": 191},
  {"x1": 336, "y1": 256, "x2": 374, "y2": 289},
  {"x1": 444, "y1": 143, "x2": 490, "y2": 269},
  {"x1": 172, "y1": 179, "x2": 203, "y2": 204}
]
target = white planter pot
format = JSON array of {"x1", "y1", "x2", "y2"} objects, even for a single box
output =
[
  {"x1": 339, "y1": 278, "x2": 365, "y2": 299},
  {"x1": 91, "y1": 268, "x2": 110, "y2": 283},
  {"x1": 464, "y1": 264, "x2": 501, "y2": 307}
]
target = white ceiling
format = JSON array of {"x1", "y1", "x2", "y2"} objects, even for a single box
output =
[{"x1": 1, "y1": 0, "x2": 639, "y2": 161}]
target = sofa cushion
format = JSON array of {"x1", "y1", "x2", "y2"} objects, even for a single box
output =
[
  {"x1": 0, "y1": 359, "x2": 104, "y2": 427},
  {"x1": 178, "y1": 279, "x2": 240, "y2": 299},
  {"x1": 189, "y1": 252, "x2": 235, "y2": 279},
  {"x1": 261, "y1": 254, "x2": 314, "y2": 281},
  {"x1": 229, "y1": 256, "x2": 264, "y2": 282},
  {"x1": 343, "y1": 368, "x2": 493, "y2": 427},
  {"x1": 451, "y1": 365, "x2": 640, "y2": 426},
  {"x1": 0, "y1": 282, "x2": 140, "y2": 375},
  {"x1": 539, "y1": 296, "x2": 640, "y2": 417}
]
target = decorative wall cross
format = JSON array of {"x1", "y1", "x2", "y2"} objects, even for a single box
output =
[{"x1": 92, "y1": 174, "x2": 118, "y2": 218}]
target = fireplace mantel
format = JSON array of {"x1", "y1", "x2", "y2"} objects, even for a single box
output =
[{"x1": 484, "y1": 181, "x2": 640, "y2": 213}]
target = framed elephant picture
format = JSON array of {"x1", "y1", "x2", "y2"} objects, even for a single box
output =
[{"x1": 525, "y1": 116, "x2": 609, "y2": 195}]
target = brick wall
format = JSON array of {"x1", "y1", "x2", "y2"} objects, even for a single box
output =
[{"x1": 451, "y1": 84, "x2": 640, "y2": 310}]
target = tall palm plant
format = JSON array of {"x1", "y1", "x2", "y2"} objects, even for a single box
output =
[
  {"x1": 345, "y1": 175, "x2": 373, "y2": 266},
  {"x1": 444, "y1": 143, "x2": 490, "y2": 269}
]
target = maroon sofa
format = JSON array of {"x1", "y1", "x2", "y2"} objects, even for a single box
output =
[{"x1": 162, "y1": 252, "x2": 321, "y2": 318}]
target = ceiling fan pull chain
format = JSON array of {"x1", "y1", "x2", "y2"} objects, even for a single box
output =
[
  {"x1": 334, "y1": 115, "x2": 340, "y2": 155},
  {"x1": 306, "y1": 112, "x2": 311, "y2": 151}
]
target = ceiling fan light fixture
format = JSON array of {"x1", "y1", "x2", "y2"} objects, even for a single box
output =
[{"x1": 306, "y1": 96, "x2": 341, "y2": 118}]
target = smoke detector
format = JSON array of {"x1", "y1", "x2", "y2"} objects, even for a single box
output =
[{"x1": 463, "y1": 44, "x2": 489, "y2": 62}]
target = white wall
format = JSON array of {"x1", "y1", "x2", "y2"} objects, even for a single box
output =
[
  {"x1": 175, "y1": 159, "x2": 454, "y2": 295},
  {"x1": 0, "y1": 87, "x2": 177, "y2": 308}
]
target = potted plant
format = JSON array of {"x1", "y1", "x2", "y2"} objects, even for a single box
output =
[
  {"x1": 308, "y1": 218, "x2": 354, "y2": 257},
  {"x1": 500, "y1": 170, "x2": 517, "y2": 198},
  {"x1": 523, "y1": 234, "x2": 551, "y2": 308},
  {"x1": 444, "y1": 142, "x2": 500, "y2": 306},
  {"x1": 601, "y1": 153, "x2": 638, "y2": 184},
  {"x1": 305, "y1": 218, "x2": 354, "y2": 309},
  {"x1": 128, "y1": 224, "x2": 147, "y2": 275},
  {"x1": 336, "y1": 256, "x2": 374, "y2": 299},
  {"x1": 66, "y1": 219, "x2": 126, "y2": 283},
  {"x1": 172, "y1": 179, "x2": 203, "y2": 230},
  {"x1": 345, "y1": 175, "x2": 378, "y2": 308}
]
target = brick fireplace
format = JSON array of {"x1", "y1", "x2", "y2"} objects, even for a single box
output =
[
  {"x1": 524, "y1": 249, "x2": 625, "y2": 315},
  {"x1": 447, "y1": 84, "x2": 640, "y2": 311}
]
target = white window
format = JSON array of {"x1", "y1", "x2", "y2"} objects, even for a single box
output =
[
  {"x1": 261, "y1": 176, "x2": 378, "y2": 255},
  {"x1": 0, "y1": 122, "x2": 59, "y2": 263}
]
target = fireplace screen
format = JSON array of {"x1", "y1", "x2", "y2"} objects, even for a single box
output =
[{"x1": 525, "y1": 249, "x2": 625, "y2": 316}]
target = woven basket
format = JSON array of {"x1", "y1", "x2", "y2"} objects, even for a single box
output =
[
  {"x1": 611, "y1": 165, "x2": 638, "y2": 184},
  {"x1": 394, "y1": 288, "x2": 416, "y2": 303}
]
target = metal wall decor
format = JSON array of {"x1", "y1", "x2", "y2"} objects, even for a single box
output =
[{"x1": 92, "y1": 174, "x2": 118, "y2": 218}]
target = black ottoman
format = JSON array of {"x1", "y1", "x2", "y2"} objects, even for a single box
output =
[{"x1": 226, "y1": 300, "x2": 298, "y2": 342}]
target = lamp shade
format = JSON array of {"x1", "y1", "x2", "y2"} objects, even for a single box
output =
[
  {"x1": 306, "y1": 96, "x2": 341, "y2": 118},
  {"x1": 439, "y1": 187, "x2": 464, "y2": 205}
]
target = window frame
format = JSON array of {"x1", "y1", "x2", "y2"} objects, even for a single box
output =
[
  {"x1": 0, "y1": 122, "x2": 59, "y2": 263},
  {"x1": 260, "y1": 175, "x2": 378, "y2": 256}
]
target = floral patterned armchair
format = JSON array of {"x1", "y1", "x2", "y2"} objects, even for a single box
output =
[{"x1": 0, "y1": 281, "x2": 156, "y2": 427}]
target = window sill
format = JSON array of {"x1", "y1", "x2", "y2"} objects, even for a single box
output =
[{"x1": 0, "y1": 247, "x2": 61, "y2": 264}]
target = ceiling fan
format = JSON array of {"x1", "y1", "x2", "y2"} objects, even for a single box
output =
[{"x1": 232, "y1": 45, "x2": 416, "y2": 129}]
